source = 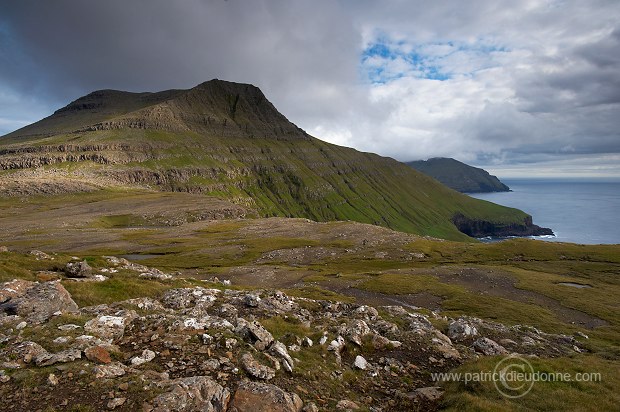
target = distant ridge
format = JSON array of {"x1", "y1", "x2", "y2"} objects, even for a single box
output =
[
  {"x1": 406, "y1": 157, "x2": 510, "y2": 193},
  {"x1": 1, "y1": 79, "x2": 550, "y2": 240}
]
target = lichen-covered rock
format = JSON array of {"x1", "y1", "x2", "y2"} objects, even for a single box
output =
[
  {"x1": 84, "y1": 345, "x2": 112, "y2": 364},
  {"x1": 84, "y1": 315, "x2": 128, "y2": 341},
  {"x1": 448, "y1": 318, "x2": 478, "y2": 341},
  {"x1": 130, "y1": 349, "x2": 156, "y2": 366},
  {"x1": 152, "y1": 376, "x2": 230, "y2": 412},
  {"x1": 93, "y1": 362, "x2": 126, "y2": 379},
  {"x1": 236, "y1": 319, "x2": 274, "y2": 351},
  {"x1": 269, "y1": 341, "x2": 294, "y2": 372},
  {"x1": 35, "y1": 348, "x2": 81, "y2": 366},
  {"x1": 162, "y1": 288, "x2": 219, "y2": 310},
  {"x1": 473, "y1": 337, "x2": 508, "y2": 355},
  {"x1": 229, "y1": 380, "x2": 302, "y2": 412},
  {"x1": 0, "y1": 281, "x2": 78, "y2": 324},
  {"x1": 240, "y1": 353, "x2": 276, "y2": 380},
  {"x1": 64, "y1": 260, "x2": 93, "y2": 278},
  {"x1": 344, "y1": 319, "x2": 371, "y2": 346}
]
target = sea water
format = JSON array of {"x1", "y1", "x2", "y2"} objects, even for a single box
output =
[{"x1": 469, "y1": 179, "x2": 620, "y2": 245}]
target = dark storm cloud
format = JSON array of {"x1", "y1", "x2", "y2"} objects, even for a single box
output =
[{"x1": 1, "y1": 0, "x2": 619, "y2": 177}]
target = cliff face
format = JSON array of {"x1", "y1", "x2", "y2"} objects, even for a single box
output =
[
  {"x1": 406, "y1": 158, "x2": 510, "y2": 193},
  {"x1": 0, "y1": 80, "x2": 540, "y2": 240},
  {"x1": 451, "y1": 213, "x2": 553, "y2": 238}
]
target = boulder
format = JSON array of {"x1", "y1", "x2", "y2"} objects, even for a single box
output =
[
  {"x1": 0, "y1": 281, "x2": 78, "y2": 324},
  {"x1": 237, "y1": 319, "x2": 274, "y2": 351},
  {"x1": 64, "y1": 260, "x2": 93, "y2": 278},
  {"x1": 447, "y1": 319, "x2": 478, "y2": 341},
  {"x1": 229, "y1": 380, "x2": 302, "y2": 412},
  {"x1": 35, "y1": 348, "x2": 81, "y2": 366},
  {"x1": 93, "y1": 362, "x2": 126, "y2": 379},
  {"x1": 344, "y1": 320, "x2": 371, "y2": 346},
  {"x1": 130, "y1": 349, "x2": 156, "y2": 366},
  {"x1": 473, "y1": 337, "x2": 508, "y2": 356},
  {"x1": 336, "y1": 400, "x2": 360, "y2": 410},
  {"x1": 162, "y1": 288, "x2": 219, "y2": 310},
  {"x1": 353, "y1": 355, "x2": 368, "y2": 370},
  {"x1": 240, "y1": 353, "x2": 276, "y2": 380},
  {"x1": 269, "y1": 341, "x2": 294, "y2": 372},
  {"x1": 84, "y1": 315, "x2": 127, "y2": 341},
  {"x1": 84, "y1": 345, "x2": 112, "y2": 364},
  {"x1": 152, "y1": 376, "x2": 230, "y2": 412}
]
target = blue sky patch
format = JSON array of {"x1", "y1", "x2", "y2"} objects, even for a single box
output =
[{"x1": 361, "y1": 35, "x2": 507, "y2": 84}]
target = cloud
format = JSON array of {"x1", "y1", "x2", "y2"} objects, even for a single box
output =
[{"x1": 0, "y1": 0, "x2": 619, "y2": 177}]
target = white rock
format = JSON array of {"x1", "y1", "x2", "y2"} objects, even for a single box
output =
[
  {"x1": 16, "y1": 321, "x2": 27, "y2": 330},
  {"x1": 130, "y1": 349, "x2": 156, "y2": 366},
  {"x1": 353, "y1": 355, "x2": 368, "y2": 370}
]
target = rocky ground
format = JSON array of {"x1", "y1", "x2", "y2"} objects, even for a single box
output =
[{"x1": 0, "y1": 254, "x2": 587, "y2": 412}]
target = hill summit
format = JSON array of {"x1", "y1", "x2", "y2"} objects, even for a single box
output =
[{"x1": 0, "y1": 80, "x2": 550, "y2": 240}]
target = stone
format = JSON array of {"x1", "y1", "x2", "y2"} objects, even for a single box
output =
[
  {"x1": 301, "y1": 337, "x2": 313, "y2": 347},
  {"x1": 411, "y1": 386, "x2": 444, "y2": 402},
  {"x1": 162, "y1": 287, "x2": 219, "y2": 310},
  {"x1": 228, "y1": 380, "x2": 302, "y2": 412},
  {"x1": 447, "y1": 319, "x2": 478, "y2": 341},
  {"x1": 345, "y1": 320, "x2": 371, "y2": 346},
  {"x1": 84, "y1": 315, "x2": 127, "y2": 341},
  {"x1": 336, "y1": 399, "x2": 360, "y2": 410},
  {"x1": 236, "y1": 319, "x2": 274, "y2": 351},
  {"x1": 353, "y1": 355, "x2": 368, "y2": 370},
  {"x1": 29, "y1": 250, "x2": 52, "y2": 260},
  {"x1": 48, "y1": 373, "x2": 59, "y2": 386},
  {"x1": 16, "y1": 321, "x2": 27, "y2": 330},
  {"x1": 85, "y1": 345, "x2": 112, "y2": 364},
  {"x1": 0, "y1": 281, "x2": 78, "y2": 324},
  {"x1": 0, "y1": 279, "x2": 36, "y2": 302},
  {"x1": 93, "y1": 362, "x2": 126, "y2": 379},
  {"x1": 243, "y1": 294, "x2": 261, "y2": 307},
  {"x1": 473, "y1": 337, "x2": 508, "y2": 356},
  {"x1": 240, "y1": 353, "x2": 276, "y2": 380},
  {"x1": 328, "y1": 336, "x2": 345, "y2": 353},
  {"x1": 152, "y1": 376, "x2": 230, "y2": 412},
  {"x1": 107, "y1": 397, "x2": 126, "y2": 410},
  {"x1": 302, "y1": 403, "x2": 319, "y2": 412},
  {"x1": 35, "y1": 349, "x2": 82, "y2": 366},
  {"x1": 64, "y1": 260, "x2": 93, "y2": 278},
  {"x1": 58, "y1": 324, "x2": 82, "y2": 331},
  {"x1": 13, "y1": 341, "x2": 47, "y2": 363},
  {"x1": 131, "y1": 349, "x2": 156, "y2": 366},
  {"x1": 0, "y1": 246, "x2": 8, "y2": 252},
  {"x1": 269, "y1": 341, "x2": 294, "y2": 372}
]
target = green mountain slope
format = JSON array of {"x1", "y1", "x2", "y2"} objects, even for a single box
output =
[
  {"x1": 406, "y1": 157, "x2": 510, "y2": 193},
  {"x1": 0, "y1": 80, "x2": 546, "y2": 240}
]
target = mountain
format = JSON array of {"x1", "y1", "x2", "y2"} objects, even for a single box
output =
[
  {"x1": 406, "y1": 157, "x2": 510, "y2": 193},
  {"x1": 0, "y1": 79, "x2": 550, "y2": 240}
]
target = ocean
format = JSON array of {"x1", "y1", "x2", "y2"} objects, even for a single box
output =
[{"x1": 469, "y1": 179, "x2": 620, "y2": 245}]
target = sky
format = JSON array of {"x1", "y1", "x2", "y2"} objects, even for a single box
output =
[{"x1": 1, "y1": 0, "x2": 619, "y2": 178}]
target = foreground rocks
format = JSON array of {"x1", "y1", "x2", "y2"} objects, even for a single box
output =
[{"x1": 0, "y1": 268, "x2": 587, "y2": 411}]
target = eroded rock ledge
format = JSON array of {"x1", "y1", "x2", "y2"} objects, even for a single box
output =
[{"x1": 452, "y1": 213, "x2": 554, "y2": 238}]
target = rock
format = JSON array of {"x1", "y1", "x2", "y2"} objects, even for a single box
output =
[
  {"x1": 302, "y1": 403, "x2": 319, "y2": 412},
  {"x1": 336, "y1": 399, "x2": 360, "y2": 410},
  {"x1": 29, "y1": 250, "x2": 52, "y2": 260},
  {"x1": 0, "y1": 246, "x2": 8, "y2": 252},
  {"x1": 58, "y1": 324, "x2": 82, "y2": 331},
  {"x1": 448, "y1": 319, "x2": 478, "y2": 341},
  {"x1": 202, "y1": 333, "x2": 214, "y2": 345},
  {"x1": 353, "y1": 305, "x2": 379, "y2": 320},
  {"x1": 575, "y1": 331, "x2": 589, "y2": 339},
  {"x1": 240, "y1": 353, "x2": 276, "y2": 380},
  {"x1": 85, "y1": 345, "x2": 112, "y2": 364},
  {"x1": 13, "y1": 341, "x2": 47, "y2": 363},
  {"x1": 473, "y1": 337, "x2": 508, "y2": 356},
  {"x1": 131, "y1": 349, "x2": 156, "y2": 366},
  {"x1": 35, "y1": 348, "x2": 81, "y2": 366},
  {"x1": 162, "y1": 287, "x2": 219, "y2": 310},
  {"x1": 269, "y1": 341, "x2": 294, "y2": 372},
  {"x1": 93, "y1": 362, "x2": 126, "y2": 379},
  {"x1": 236, "y1": 319, "x2": 274, "y2": 351},
  {"x1": 301, "y1": 337, "x2": 313, "y2": 347},
  {"x1": 0, "y1": 281, "x2": 78, "y2": 324},
  {"x1": 328, "y1": 336, "x2": 345, "y2": 353},
  {"x1": 243, "y1": 294, "x2": 261, "y2": 308},
  {"x1": 64, "y1": 260, "x2": 93, "y2": 278},
  {"x1": 107, "y1": 397, "x2": 126, "y2": 410},
  {"x1": 229, "y1": 380, "x2": 302, "y2": 412},
  {"x1": 84, "y1": 315, "x2": 127, "y2": 341},
  {"x1": 353, "y1": 355, "x2": 368, "y2": 370},
  {"x1": 16, "y1": 321, "x2": 27, "y2": 330},
  {"x1": 47, "y1": 373, "x2": 59, "y2": 386},
  {"x1": 152, "y1": 376, "x2": 230, "y2": 412},
  {"x1": 345, "y1": 320, "x2": 371, "y2": 346},
  {"x1": 411, "y1": 386, "x2": 444, "y2": 402},
  {"x1": 0, "y1": 375, "x2": 10, "y2": 383},
  {"x1": 0, "y1": 279, "x2": 36, "y2": 302}
]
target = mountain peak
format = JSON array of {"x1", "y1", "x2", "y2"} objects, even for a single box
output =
[{"x1": 4, "y1": 80, "x2": 308, "y2": 142}]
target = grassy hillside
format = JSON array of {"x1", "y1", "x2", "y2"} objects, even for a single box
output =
[{"x1": 1, "y1": 80, "x2": 534, "y2": 240}]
